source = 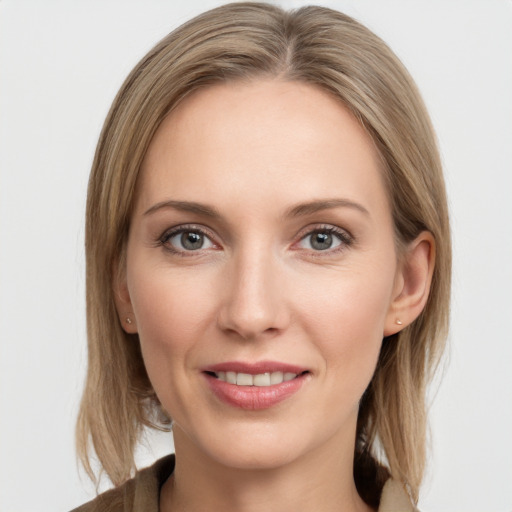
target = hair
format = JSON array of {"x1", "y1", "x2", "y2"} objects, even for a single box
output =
[{"x1": 77, "y1": 2, "x2": 451, "y2": 507}]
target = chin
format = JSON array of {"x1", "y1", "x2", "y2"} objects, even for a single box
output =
[
  {"x1": 211, "y1": 442, "x2": 301, "y2": 471},
  {"x1": 174, "y1": 418, "x2": 309, "y2": 471}
]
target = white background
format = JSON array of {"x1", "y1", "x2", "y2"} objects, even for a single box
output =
[{"x1": 1, "y1": 1, "x2": 511, "y2": 511}]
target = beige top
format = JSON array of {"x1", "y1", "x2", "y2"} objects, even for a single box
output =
[{"x1": 71, "y1": 455, "x2": 417, "y2": 512}]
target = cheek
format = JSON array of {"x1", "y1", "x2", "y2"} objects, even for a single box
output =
[
  {"x1": 126, "y1": 266, "x2": 222, "y2": 425},
  {"x1": 298, "y1": 262, "x2": 394, "y2": 336},
  {"x1": 126, "y1": 265, "x2": 216, "y2": 384},
  {"x1": 130, "y1": 258, "x2": 214, "y2": 333},
  {"x1": 293, "y1": 261, "x2": 395, "y2": 387}
]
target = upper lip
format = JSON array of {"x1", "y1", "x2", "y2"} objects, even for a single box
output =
[{"x1": 201, "y1": 360, "x2": 309, "y2": 375}]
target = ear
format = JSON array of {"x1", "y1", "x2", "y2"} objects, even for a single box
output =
[
  {"x1": 113, "y1": 257, "x2": 138, "y2": 334},
  {"x1": 384, "y1": 231, "x2": 435, "y2": 336}
]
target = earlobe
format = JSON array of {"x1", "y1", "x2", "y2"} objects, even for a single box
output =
[
  {"x1": 384, "y1": 231, "x2": 435, "y2": 336},
  {"x1": 113, "y1": 260, "x2": 138, "y2": 334}
]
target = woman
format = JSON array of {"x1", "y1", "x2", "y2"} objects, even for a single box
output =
[{"x1": 74, "y1": 3, "x2": 451, "y2": 511}]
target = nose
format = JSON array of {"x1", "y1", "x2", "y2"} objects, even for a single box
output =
[{"x1": 217, "y1": 247, "x2": 290, "y2": 341}]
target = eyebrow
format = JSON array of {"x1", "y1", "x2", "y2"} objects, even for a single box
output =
[
  {"x1": 144, "y1": 200, "x2": 221, "y2": 218},
  {"x1": 284, "y1": 198, "x2": 370, "y2": 218},
  {"x1": 144, "y1": 198, "x2": 370, "y2": 219}
]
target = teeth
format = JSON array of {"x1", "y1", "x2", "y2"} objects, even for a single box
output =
[
  {"x1": 214, "y1": 371, "x2": 299, "y2": 386},
  {"x1": 253, "y1": 373, "x2": 271, "y2": 386},
  {"x1": 236, "y1": 373, "x2": 253, "y2": 386},
  {"x1": 270, "y1": 372, "x2": 284, "y2": 385}
]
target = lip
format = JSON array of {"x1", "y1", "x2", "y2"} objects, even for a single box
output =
[{"x1": 202, "y1": 360, "x2": 310, "y2": 410}]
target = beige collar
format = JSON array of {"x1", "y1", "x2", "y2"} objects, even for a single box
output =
[{"x1": 379, "y1": 479, "x2": 418, "y2": 512}]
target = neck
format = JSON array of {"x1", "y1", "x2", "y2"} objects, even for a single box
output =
[{"x1": 160, "y1": 427, "x2": 374, "y2": 512}]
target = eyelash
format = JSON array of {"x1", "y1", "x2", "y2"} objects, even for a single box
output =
[
  {"x1": 158, "y1": 225, "x2": 218, "y2": 257},
  {"x1": 157, "y1": 224, "x2": 354, "y2": 257},
  {"x1": 294, "y1": 225, "x2": 354, "y2": 256}
]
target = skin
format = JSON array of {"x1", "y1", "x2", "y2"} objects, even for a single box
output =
[{"x1": 115, "y1": 79, "x2": 434, "y2": 512}]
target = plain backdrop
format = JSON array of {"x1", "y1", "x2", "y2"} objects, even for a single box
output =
[{"x1": 1, "y1": 1, "x2": 511, "y2": 511}]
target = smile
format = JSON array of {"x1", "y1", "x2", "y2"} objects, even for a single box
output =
[
  {"x1": 202, "y1": 361, "x2": 310, "y2": 410},
  {"x1": 213, "y1": 371, "x2": 299, "y2": 386}
]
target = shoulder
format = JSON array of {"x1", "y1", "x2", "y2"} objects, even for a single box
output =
[
  {"x1": 70, "y1": 482, "x2": 130, "y2": 512},
  {"x1": 378, "y1": 479, "x2": 419, "y2": 512},
  {"x1": 70, "y1": 454, "x2": 175, "y2": 512}
]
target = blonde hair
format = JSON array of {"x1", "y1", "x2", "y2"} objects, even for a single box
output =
[{"x1": 77, "y1": 2, "x2": 451, "y2": 506}]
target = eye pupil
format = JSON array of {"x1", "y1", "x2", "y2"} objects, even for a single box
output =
[
  {"x1": 181, "y1": 232, "x2": 204, "y2": 250},
  {"x1": 311, "y1": 232, "x2": 332, "y2": 250}
]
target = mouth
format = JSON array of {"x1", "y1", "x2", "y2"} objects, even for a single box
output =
[
  {"x1": 201, "y1": 361, "x2": 310, "y2": 410},
  {"x1": 205, "y1": 370, "x2": 308, "y2": 387}
]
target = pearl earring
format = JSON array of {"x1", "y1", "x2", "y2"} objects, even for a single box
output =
[
  {"x1": 396, "y1": 319, "x2": 403, "y2": 325},
  {"x1": 126, "y1": 317, "x2": 132, "y2": 325}
]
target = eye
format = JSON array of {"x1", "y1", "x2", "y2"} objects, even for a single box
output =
[
  {"x1": 297, "y1": 226, "x2": 352, "y2": 252},
  {"x1": 161, "y1": 227, "x2": 216, "y2": 253}
]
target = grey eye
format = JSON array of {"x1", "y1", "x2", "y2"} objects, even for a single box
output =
[
  {"x1": 169, "y1": 231, "x2": 214, "y2": 251},
  {"x1": 311, "y1": 232, "x2": 333, "y2": 250},
  {"x1": 299, "y1": 230, "x2": 343, "y2": 251}
]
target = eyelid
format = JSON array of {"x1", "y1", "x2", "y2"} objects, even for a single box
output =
[
  {"x1": 158, "y1": 224, "x2": 221, "y2": 255},
  {"x1": 291, "y1": 224, "x2": 354, "y2": 253}
]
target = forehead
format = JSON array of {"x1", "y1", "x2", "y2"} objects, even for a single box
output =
[{"x1": 137, "y1": 79, "x2": 388, "y2": 217}]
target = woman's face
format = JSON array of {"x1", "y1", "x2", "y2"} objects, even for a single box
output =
[{"x1": 119, "y1": 80, "x2": 404, "y2": 469}]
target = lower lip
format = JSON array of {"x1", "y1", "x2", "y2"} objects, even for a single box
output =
[{"x1": 204, "y1": 373, "x2": 309, "y2": 410}]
